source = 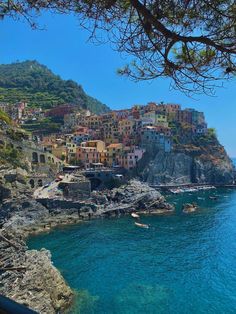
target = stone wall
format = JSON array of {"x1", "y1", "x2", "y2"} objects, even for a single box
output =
[{"x1": 58, "y1": 180, "x2": 91, "y2": 200}]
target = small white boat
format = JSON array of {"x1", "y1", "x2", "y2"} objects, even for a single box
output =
[
  {"x1": 135, "y1": 222, "x2": 149, "y2": 229},
  {"x1": 131, "y1": 213, "x2": 140, "y2": 218}
]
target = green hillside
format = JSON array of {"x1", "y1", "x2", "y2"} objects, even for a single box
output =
[{"x1": 0, "y1": 60, "x2": 110, "y2": 114}]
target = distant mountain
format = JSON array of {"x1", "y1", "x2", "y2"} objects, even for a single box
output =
[{"x1": 0, "y1": 60, "x2": 110, "y2": 114}]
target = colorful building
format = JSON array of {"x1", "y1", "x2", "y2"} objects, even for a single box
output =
[
  {"x1": 118, "y1": 147, "x2": 145, "y2": 170},
  {"x1": 107, "y1": 143, "x2": 124, "y2": 166},
  {"x1": 86, "y1": 115, "x2": 102, "y2": 129},
  {"x1": 143, "y1": 111, "x2": 156, "y2": 124},
  {"x1": 155, "y1": 113, "x2": 168, "y2": 126},
  {"x1": 177, "y1": 109, "x2": 192, "y2": 124},
  {"x1": 118, "y1": 119, "x2": 135, "y2": 137},
  {"x1": 81, "y1": 140, "x2": 106, "y2": 152},
  {"x1": 76, "y1": 140, "x2": 106, "y2": 168},
  {"x1": 141, "y1": 126, "x2": 172, "y2": 153}
]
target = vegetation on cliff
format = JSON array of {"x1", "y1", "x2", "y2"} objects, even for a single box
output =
[
  {"x1": 0, "y1": 109, "x2": 12, "y2": 126},
  {"x1": 0, "y1": 144, "x2": 23, "y2": 168},
  {"x1": 0, "y1": 121, "x2": 29, "y2": 169},
  {"x1": 0, "y1": 60, "x2": 110, "y2": 114}
]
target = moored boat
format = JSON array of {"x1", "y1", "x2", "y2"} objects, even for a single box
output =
[
  {"x1": 131, "y1": 212, "x2": 140, "y2": 218},
  {"x1": 135, "y1": 222, "x2": 149, "y2": 229}
]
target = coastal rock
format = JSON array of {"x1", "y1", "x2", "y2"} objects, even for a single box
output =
[
  {"x1": 0, "y1": 197, "x2": 74, "y2": 313},
  {"x1": 0, "y1": 199, "x2": 50, "y2": 232},
  {"x1": 193, "y1": 156, "x2": 234, "y2": 184},
  {"x1": 102, "y1": 180, "x2": 173, "y2": 215},
  {"x1": 0, "y1": 167, "x2": 30, "y2": 202},
  {"x1": 0, "y1": 183, "x2": 11, "y2": 201},
  {"x1": 141, "y1": 148, "x2": 234, "y2": 185},
  {"x1": 0, "y1": 176, "x2": 172, "y2": 313},
  {"x1": 142, "y1": 151, "x2": 192, "y2": 185},
  {"x1": 0, "y1": 230, "x2": 73, "y2": 313},
  {"x1": 4, "y1": 168, "x2": 27, "y2": 185}
]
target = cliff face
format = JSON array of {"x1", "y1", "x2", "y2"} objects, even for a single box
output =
[
  {"x1": 0, "y1": 197, "x2": 74, "y2": 313},
  {"x1": 0, "y1": 125, "x2": 74, "y2": 313},
  {"x1": 140, "y1": 142, "x2": 234, "y2": 185},
  {"x1": 0, "y1": 229, "x2": 73, "y2": 313}
]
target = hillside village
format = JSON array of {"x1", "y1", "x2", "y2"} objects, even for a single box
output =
[{"x1": 0, "y1": 101, "x2": 209, "y2": 172}]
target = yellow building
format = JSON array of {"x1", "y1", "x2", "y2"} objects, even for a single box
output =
[
  {"x1": 66, "y1": 142, "x2": 77, "y2": 163},
  {"x1": 100, "y1": 150, "x2": 109, "y2": 166},
  {"x1": 87, "y1": 115, "x2": 102, "y2": 129},
  {"x1": 107, "y1": 143, "x2": 123, "y2": 166},
  {"x1": 155, "y1": 114, "x2": 167, "y2": 124},
  {"x1": 81, "y1": 140, "x2": 105, "y2": 152},
  {"x1": 155, "y1": 114, "x2": 168, "y2": 127},
  {"x1": 118, "y1": 119, "x2": 134, "y2": 136}
]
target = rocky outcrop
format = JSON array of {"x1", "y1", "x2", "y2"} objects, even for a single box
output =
[
  {"x1": 0, "y1": 167, "x2": 30, "y2": 203},
  {"x1": 0, "y1": 164, "x2": 74, "y2": 313},
  {"x1": 102, "y1": 180, "x2": 173, "y2": 215},
  {"x1": 0, "y1": 198, "x2": 74, "y2": 313},
  {"x1": 0, "y1": 229, "x2": 73, "y2": 313},
  {"x1": 36, "y1": 179, "x2": 173, "y2": 219},
  {"x1": 141, "y1": 151, "x2": 193, "y2": 185},
  {"x1": 0, "y1": 178, "x2": 172, "y2": 313},
  {"x1": 192, "y1": 156, "x2": 234, "y2": 184},
  {"x1": 140, "y1": 147, "x2": 234, "y2": 186}
]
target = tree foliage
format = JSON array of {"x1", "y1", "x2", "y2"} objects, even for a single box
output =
[
  {"x1": 0, "y1": 60, "x2": 110, "y2": 113},
  {"x1": 0, "y1": 1, "x2": 235, "y2": 95}
]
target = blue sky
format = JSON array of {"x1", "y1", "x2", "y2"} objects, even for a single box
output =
[{"x1": 0, "y1": 12, "x2": 235, "y2": 156}]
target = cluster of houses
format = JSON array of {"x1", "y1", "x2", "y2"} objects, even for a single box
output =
[
  {"x1": 0, "y1": 100, "x2": 208, "y2": 170},
  {"x1": 0, "y1": 101, "x2": 44, "y2": 123},
  {"x1": 40, "y1": 102, "x2": 208, "y2": 170}
]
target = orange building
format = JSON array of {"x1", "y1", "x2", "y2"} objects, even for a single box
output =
[{"x1": 76, "y1": 140, "x2": 106, "y2": 168}]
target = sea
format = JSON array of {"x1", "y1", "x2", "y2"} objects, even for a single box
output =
[{"x1": 28, "y1": 187, "x2": 236, "y2": 314}]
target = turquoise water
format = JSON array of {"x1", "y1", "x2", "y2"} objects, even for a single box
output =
[{"x1": 28, "y1": 188, "x2": 236, "y2": 314}]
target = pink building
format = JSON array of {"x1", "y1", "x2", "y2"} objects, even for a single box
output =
[
  {"x1": 118, "y1": 147, "x2": 145, "y2": 170},
  {"x1": 76, "y1": 146, "x2": 101, "y2": 168}
]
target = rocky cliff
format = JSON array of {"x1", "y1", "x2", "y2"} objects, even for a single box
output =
[
  {"x1": 139, "y1": 139, "x2": 234, "y2": 185},
  {"x1": 0, "y1": 192, "x2": 74, "y2": 313},
  {"x1": 0, "y1": 124, "x2": 75, "y2": 313},
  {"x1": 0, "y1": 228, "x2": 73, "y2": 313},
  {"x1": 0, "y1": 171, "x2": 172, "y2": 313}
]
